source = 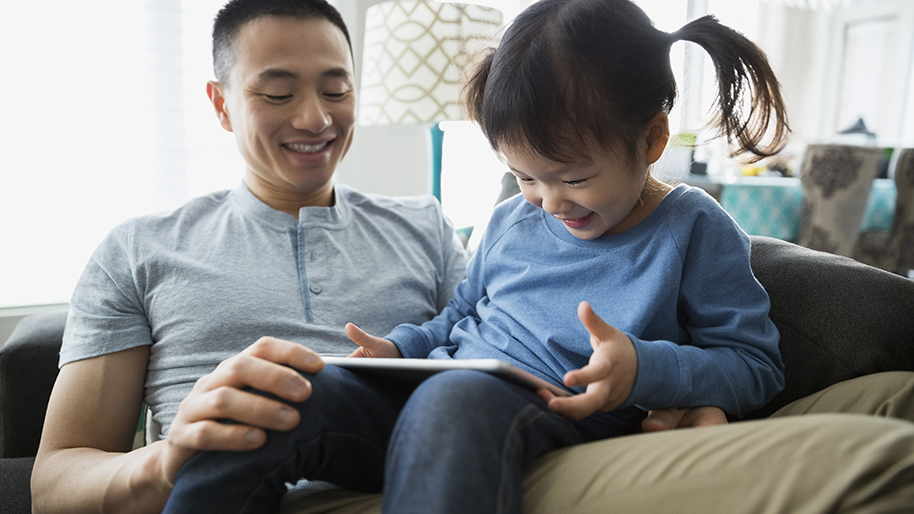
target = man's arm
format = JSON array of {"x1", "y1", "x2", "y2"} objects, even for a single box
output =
[
  {"x1": 31, "y1": 345, "x2": 170, "y2": 513},
  {"x1": 32, "y1": 337, "x2": 324, "y2": 514}
]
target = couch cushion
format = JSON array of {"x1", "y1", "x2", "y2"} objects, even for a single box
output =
[
  {"x1": 0, "y1": 457, "x2": 33, "y2": 514},
  {"x1": 0, "y1": 311, "x2": 67, "y2": 458},
  {"x1": 746, "y1": 236, "x2": 914, "y2": 418}
]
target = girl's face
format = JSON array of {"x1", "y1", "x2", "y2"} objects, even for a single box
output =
[{"x1": 502, "y1": 144, "x2": 653, "y2": 239}]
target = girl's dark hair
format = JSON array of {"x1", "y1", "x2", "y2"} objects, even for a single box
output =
[
  {"x1": 212, "y1": 0, "x2": 352, "y2": 86},
  {"x1": 464, "y1": 0, "x2": 789, "y2": 165}
]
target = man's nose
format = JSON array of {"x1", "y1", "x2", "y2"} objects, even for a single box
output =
[{"x1": 292, "y1": 94, "x2": 332, "y2": 133}]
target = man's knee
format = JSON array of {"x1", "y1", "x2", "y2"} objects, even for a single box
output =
[{"x1": 773, "y1": 371, "x2": 914, "y2": 420}]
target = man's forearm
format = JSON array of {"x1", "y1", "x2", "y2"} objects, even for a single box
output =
[{"x1": 32, "y1": 442, "x2": 172, "y2": 514}]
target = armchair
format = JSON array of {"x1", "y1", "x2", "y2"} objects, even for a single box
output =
[
  {"x1": 0, "y1": 311, "x2": 66, "y2": 514},
  {"x1": 2, "y1": 237, "x2": 914, "y2": 514}
]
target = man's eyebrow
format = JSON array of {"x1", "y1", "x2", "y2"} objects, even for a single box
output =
[
  {"x1": 320, "y1": 67, "x2": 353, "y2": 80},
  {"x1": 256, "y1": 68, "x2": 299, "y2": 81},
  {"x1": 255, "y1": 67, "x2": 353, "y2": 81}
]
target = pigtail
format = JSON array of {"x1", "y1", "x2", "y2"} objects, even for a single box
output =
[
  {"x1": 463, "y1": 47, "x2": 496, "y2": 134},
  {"x1": 672, "y1": 15, "x2": 790, "y2": 162}
]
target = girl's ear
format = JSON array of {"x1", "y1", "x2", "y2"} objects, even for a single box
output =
[
  {"x1": 644, "y1": 112, "x2": 671, "y2": 165},
  {"x1": 207, "y1": 81, "x2": 234, "y2": 133}
]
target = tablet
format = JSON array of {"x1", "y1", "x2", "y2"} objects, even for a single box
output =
[{"x1": 321, "y1": 357, "x2": 572, "y2": 397}]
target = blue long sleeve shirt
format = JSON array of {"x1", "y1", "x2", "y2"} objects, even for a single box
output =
[{"x1": 387, "y1": 185, "x2": 784, "y2": 423}]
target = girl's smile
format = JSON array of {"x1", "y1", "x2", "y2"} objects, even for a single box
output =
[
  {"x1": 555, "y1": 212, "x2": 596, "y2": 230},
  {"x1": 501, "y1": 137, "x2": 671, "y2": 240}
]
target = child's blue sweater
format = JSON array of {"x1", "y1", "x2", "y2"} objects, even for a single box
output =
[{"x1": 387, "y1": 185, "x2": 784, "y2": 423}]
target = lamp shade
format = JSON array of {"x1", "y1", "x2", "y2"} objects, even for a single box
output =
[{"x1": 358, "y1": 0, "x2": 502, "y2": 126}]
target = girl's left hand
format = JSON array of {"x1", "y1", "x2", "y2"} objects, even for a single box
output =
[
  {"x1": 344, "y1": 323, "x2": 403, "y2": 358},
  {"x1": 540, "y1": 301, "x2": 638, "y2": 420}
]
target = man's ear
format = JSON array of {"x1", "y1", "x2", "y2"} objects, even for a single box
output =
[
  {"x1": 207, "y1": 81, "x2": 233, "y2": 133},
  {"x1": 644, "y1": 112, "x2": 671, "y2": 165}
]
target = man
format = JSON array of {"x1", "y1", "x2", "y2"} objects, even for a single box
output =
[{"x1": 30, "y1": 1, "x2": 470, "y2": 512}]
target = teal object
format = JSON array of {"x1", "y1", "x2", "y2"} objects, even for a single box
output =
[
  {"x1": 428, "y1": 122, "x2": 444, "y2": 202},
  {"x1": 716, "y1": 177, "x2": 895, "y2": 241}
]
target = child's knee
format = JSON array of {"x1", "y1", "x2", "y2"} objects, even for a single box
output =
[{"x1": 402, "y1": 370, "x2": 545, "y2": 431}]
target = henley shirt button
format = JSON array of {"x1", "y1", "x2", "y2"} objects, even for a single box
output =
[{"x1": 309, "y1": 284, "x2": 322, "y2": 294}]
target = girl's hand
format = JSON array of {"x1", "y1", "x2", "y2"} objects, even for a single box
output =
[
  {"x1": 344, "y1": 323, "x2": 404, "y2": 358},
  {"x1": 540, "y1": 301, "x2": 638, "y2": 420}
]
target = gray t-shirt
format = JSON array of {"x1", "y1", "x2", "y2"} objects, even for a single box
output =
[{"x1": 61, "y1": 182, "x2": 468, "y2": 435}]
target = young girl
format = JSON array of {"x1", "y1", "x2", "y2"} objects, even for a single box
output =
[{"x1": 345, "y1": 0, "x2": 788, "y2": 512}]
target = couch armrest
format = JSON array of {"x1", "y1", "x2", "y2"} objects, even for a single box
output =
[
  {"x1": 0, "y1": 457, "x2": 34, "y2": 514},
  {"x1": 747, "y1": 236, "x2": 914, "y2": 418},
  {"x1": 0, "y1": 311, "x2": 67, "y2": 458}
]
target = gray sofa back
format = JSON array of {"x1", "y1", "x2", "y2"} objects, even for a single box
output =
[
  {"x1": 747, "y1": 236, "x2": 914, "y2": 417},
  {"x1": 0, "y1": 311, "x2": 67, "y2": 458}
]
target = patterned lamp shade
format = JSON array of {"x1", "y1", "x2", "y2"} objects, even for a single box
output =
[{"x1": 358, "y1": 0, "x2": 502, "y2": 126}]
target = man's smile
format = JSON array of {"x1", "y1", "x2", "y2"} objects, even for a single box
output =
[{"x1": 283, "y1": 141, "x2": 330, "y2": 153}]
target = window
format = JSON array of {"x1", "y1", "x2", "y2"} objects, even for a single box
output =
[{"x1": 0, "y1": 0, "x2": 240, "y2": 308}]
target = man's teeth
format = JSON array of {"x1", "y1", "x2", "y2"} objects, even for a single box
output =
[{"x1": 285, "y1": 142, "x2": 329, "y2": 153}]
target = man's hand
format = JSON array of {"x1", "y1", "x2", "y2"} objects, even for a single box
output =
[
  {"x1": 642, "y1": 406, "x2": 728, "y2": 432},
  {"x1": 161, "y1": 337, "x2": 324, "y2": 486},
  {"x1": 539, "y1": 301, "x2": 638, "y2": 420},
  {"x1": 344, "y1": 323, "x2": 403, "y2": 358}
]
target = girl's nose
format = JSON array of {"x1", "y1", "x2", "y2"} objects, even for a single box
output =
[{"x1": 540, "y1": 192, "x2": 571, "y2": 216}]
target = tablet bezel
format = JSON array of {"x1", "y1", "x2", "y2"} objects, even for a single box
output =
[{"x1": 321, "y1": 357, "x2": 572, "y2": 397}]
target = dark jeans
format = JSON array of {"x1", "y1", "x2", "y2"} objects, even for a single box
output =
[{"x1": 163, "y1": 366, "x2": 633, "y2": 514}]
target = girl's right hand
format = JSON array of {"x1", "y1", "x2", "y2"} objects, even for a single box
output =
[
  {"x1": 542, "y1": 301, "x2": 638, "y2": 420},
  {"x1": 344, "y1": 323, "x2": 403, "y2": 358}
]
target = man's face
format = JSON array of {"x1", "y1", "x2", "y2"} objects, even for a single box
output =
[{"x1": 208, "y1": 16, "x2": 356, "y2": 211}]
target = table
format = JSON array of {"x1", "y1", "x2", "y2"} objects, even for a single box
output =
[{"x1": 687, "y1": 176, "x2": 896, "y2": 241}]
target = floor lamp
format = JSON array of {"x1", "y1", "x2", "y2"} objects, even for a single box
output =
[{"x1": 358, "y1": 0, "x2": 503, "y2": 202}]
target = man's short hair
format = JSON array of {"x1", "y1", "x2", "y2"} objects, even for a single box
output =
[{"x1": 212, "y1": 0, "x2": 353, "y2": 86}]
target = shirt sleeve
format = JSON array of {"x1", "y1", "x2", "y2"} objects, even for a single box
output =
[
  {"x1": 60, "y1": 221, "x2": 153, "y2": 367},
  {"x1": 621, "y1": 200, "x2": 785, "y2": 418}
]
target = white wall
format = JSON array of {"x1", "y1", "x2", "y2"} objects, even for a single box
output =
[{"x1": 757, "y1": 0, "x2": 914, "y2": 149}]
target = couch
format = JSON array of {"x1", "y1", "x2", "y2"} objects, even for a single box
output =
[{"x1": 3, "y1": 235, "x2": 914, "y2": 513}]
